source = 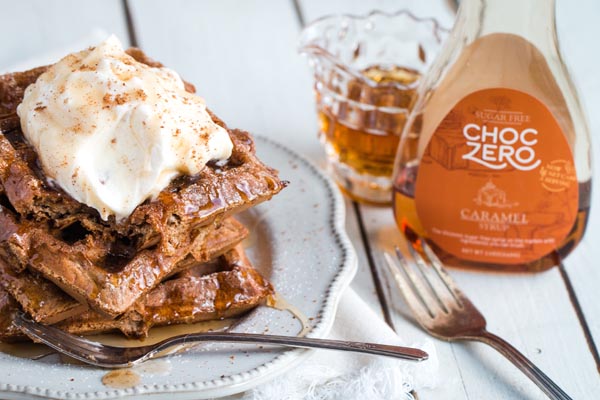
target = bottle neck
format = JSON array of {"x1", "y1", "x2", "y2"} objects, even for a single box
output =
[{"x1": 457, "y1": 0, "x2": 557, "y2": 50}]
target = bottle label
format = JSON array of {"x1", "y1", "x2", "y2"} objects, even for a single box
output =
[{"x1": 415, "y1": 88, "x2": 578, "y2": 264}]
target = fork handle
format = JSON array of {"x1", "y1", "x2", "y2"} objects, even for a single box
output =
[
  {"x1": 154, "y1": 332, "x2": 429, "y2": 362},
  {"x1": 473, "y1": 331, "x2": 572, "y2": 400}
]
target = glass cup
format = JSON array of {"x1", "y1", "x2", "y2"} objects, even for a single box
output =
[{"x1": 299, "y1": 10, "x2": 447, "y2": 204}]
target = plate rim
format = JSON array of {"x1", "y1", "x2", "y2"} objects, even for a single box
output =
[{"x1": 0, "y1": 135, "x2": 359, "y2": 399}]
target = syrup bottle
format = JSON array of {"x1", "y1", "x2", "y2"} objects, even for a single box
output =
[{"x1": 392, "y1": 0, "x2": 592, "y2": 272}]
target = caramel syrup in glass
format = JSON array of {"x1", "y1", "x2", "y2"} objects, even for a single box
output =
[{"x1": 317, "y1": 65, "x2": 419, "y2": 201}]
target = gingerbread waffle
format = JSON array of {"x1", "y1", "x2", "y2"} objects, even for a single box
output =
[
  {"x1": 0, "y1": 54, "x2": 285, "y2": 256},
  {"x1": 0, "y1": 123, "x2": 284, "y2": 256},
  {"x1": 0, "y1": 211, "x2": 248, "y2": 324},
  {"x1": 0, "y1": 245, "x2": 272, "y2": 340},
  {"x1": 57, "y1": 245, "x2": 272, "y2": 338}
]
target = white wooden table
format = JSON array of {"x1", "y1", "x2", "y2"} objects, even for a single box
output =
[{"x1": 1, "y1": 0, "x2": 599, "y2": 398}]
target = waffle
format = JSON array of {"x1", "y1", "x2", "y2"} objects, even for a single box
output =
[
  {"x1": 58, "y1": 245, "x2": 272, "y2": 337},
  {"x1": 0, "y1": 245, "x2": 272, "y2": 340},
  {"x1": 0, "y1": 56, "x2": 285, "y2": 256},
  {"x1": 0, "y1": 123, "x2": 283, "y2": 257},
  {"x1": 0, "y1": 199, "x2": 254, "y2": 316},
  {"x1": 0, "y1": 213, "x2": 248, "y2": 324}
]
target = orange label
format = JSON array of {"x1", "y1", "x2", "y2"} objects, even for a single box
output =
[{"x1": 415, "y1": 88, "x2": 578, "y2": 264}]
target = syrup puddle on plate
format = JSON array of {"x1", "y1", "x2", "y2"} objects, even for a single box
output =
[
  {"x1": 101, "y1": 359, "x2": 173, "y2": 389},
  {"x1": 101, "y1": 369, "x2": 141, "y2": 389},
  {"x1": 268, "y1": 293, "x2": 312, "y2": 337}
]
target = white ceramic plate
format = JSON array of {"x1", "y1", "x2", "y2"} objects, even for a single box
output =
[{"x1": 0, "y1": 136, "x2": 358, "y2": 400}]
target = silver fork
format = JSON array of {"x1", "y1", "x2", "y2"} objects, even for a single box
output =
[
  {"x1": 383, "y1": 235, "x2": 572, "y2": 400},
  {"x1": 12, "y1": 312, "x2": 428, "y2": 368}
]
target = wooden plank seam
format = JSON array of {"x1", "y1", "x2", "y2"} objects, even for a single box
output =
[
  {"x1": 351, "y1": 202, "x2": 396, "y2": 329},
  {"x1": 122, "y1": 0, "x2": 139, "y2": 47},
  {"x1": 558, "y1": 261, "x2": 600, "y2": 373}
]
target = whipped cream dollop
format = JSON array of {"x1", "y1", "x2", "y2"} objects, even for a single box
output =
[{"x1": 17, "y1": 35, "x2": 233, "y2": 221}]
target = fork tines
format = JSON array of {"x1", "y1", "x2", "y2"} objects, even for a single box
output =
[{"x1": 384, "y1": 232, "x2": 464, "y2": 320}]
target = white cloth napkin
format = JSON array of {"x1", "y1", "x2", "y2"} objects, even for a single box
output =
[
  {"x1": 239, "y1": 288, "x2": 439, "y2": 400},
  {"x1": 2, "y1": 32, "x2": 439, "y2": 400}
]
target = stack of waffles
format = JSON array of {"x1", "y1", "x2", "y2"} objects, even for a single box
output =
[{"x1": 0, "y1": 50, "x2": 285, "y2": 341}]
